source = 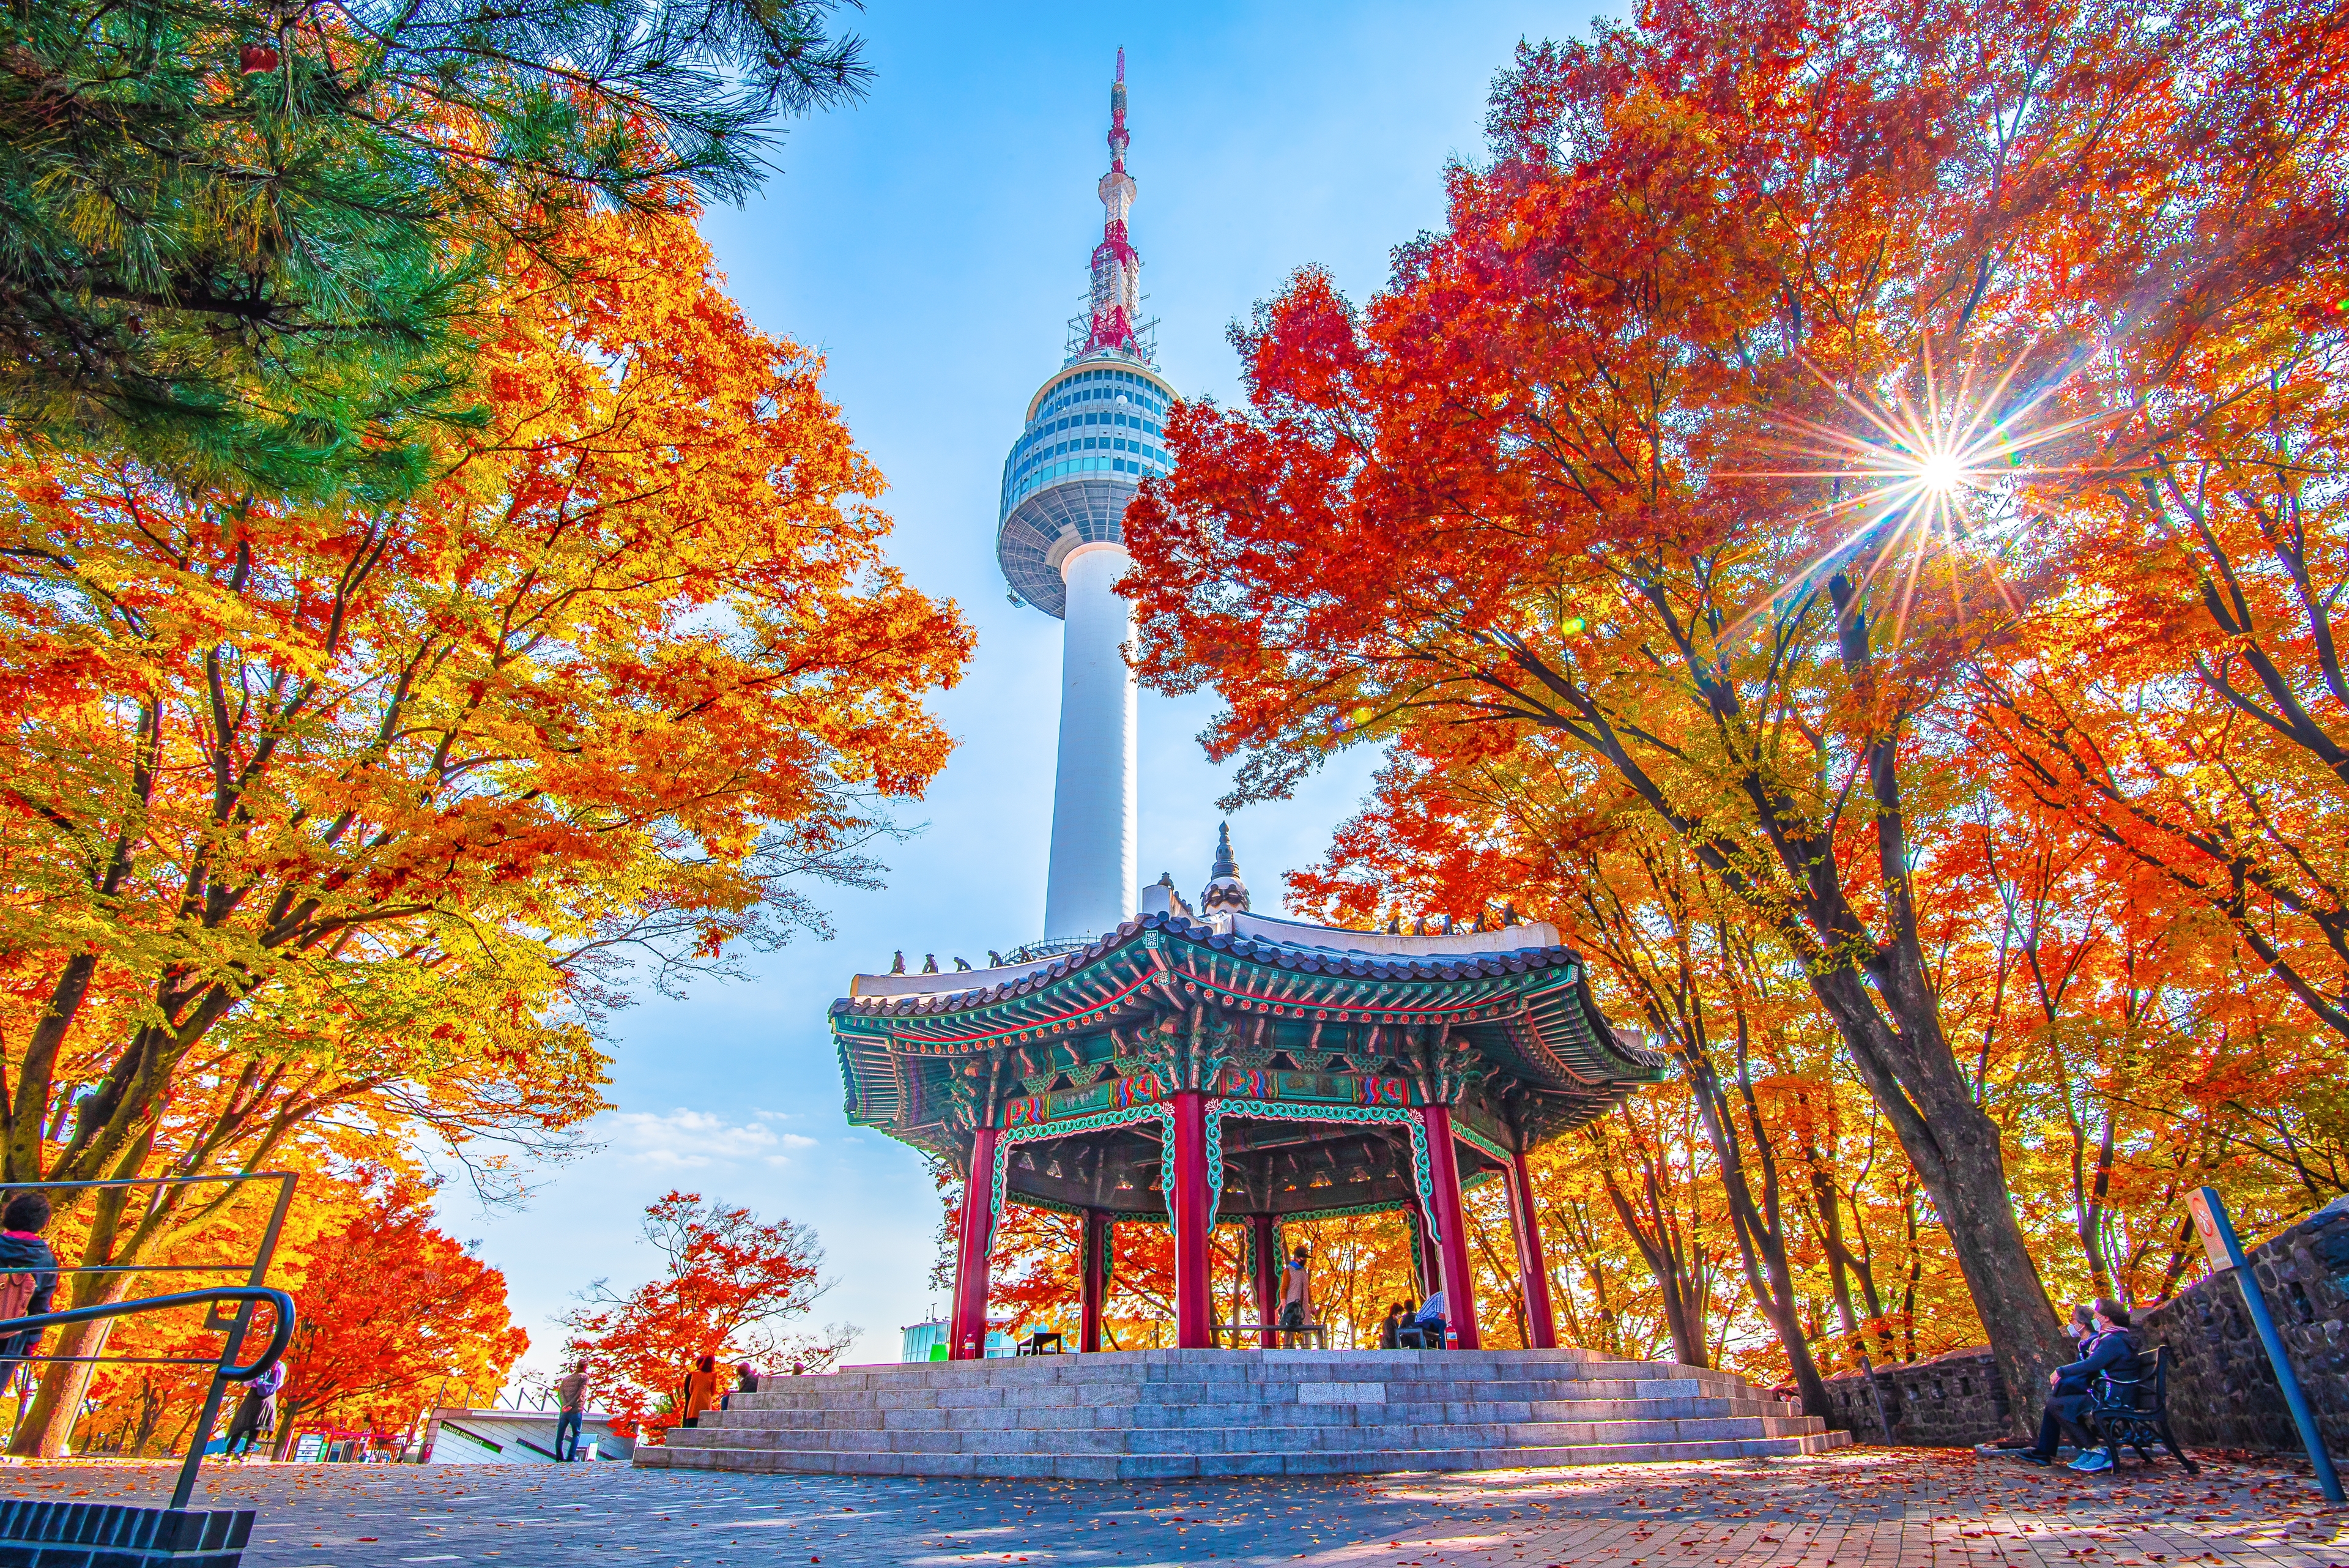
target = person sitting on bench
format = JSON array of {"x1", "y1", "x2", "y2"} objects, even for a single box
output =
[
  {"x1": 1409, "y1": 1288, "x2": 1447, "y2": 1350},
  {"x1": 2013, "y1": 1298, "x2": 2137, "y2": 1471}
]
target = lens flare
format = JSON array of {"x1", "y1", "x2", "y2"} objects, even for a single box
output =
[{"x1": 1722, "y1": 344, "x2": 2107, "y2": 648}]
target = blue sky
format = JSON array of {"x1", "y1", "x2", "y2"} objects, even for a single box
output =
[{"x1": 443, "y1": 0, "x2": 1603, "y2": 1380}]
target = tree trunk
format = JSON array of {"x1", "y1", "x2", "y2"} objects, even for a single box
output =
[
  {"x1": 13, "y1": 1318, "x2": 112, "y2": 1457},
  {"x1": 270, "y1": 1403, "x2": 307, "y2": 1461},
  {"x1": 1681, "y1": 1024, "x2": 1831, "y2": 1419},
  {"x1": 1600, "y1": 1173, "x2": 1707, "y2": 1368},
  {"x1": 1811, "y1": 964, "x2": 2066, "y2": 1432}
]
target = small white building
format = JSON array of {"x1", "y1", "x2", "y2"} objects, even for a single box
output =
[{"x1": 418, "y1": 1406, "x2": 633, "y2": 1464}]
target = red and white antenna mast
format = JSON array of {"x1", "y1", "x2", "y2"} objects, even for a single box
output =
[{"x1": 1082, "y1": 48, "x2": 1146, "y2": 358}]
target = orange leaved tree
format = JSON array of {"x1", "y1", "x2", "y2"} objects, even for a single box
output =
[
  {"x1": 560, "y1": 1191, "x2": 851, "y2": 1441},
  {"x1": 1123, "y1": 0, "x2": 2340, "y2": 1411},
  {"x1": 0, "y1": 201, "x2": 969, "y2": 1452},
  {"x1": 270, "y1": 1178, "x2": 528, "y2": 1457}
]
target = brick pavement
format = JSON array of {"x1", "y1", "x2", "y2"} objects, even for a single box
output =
[{"x1": 0, "y1": 1447, "x2": 2336, "y2": 1568}]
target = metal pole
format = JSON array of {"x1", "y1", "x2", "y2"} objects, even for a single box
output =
[
  {"x1": 2188, "y1": 1187, "x2": 2341, "y2": 1503},
  {"x1": 169, "y1": 1299, "x2": 250, "y2": 1510}
]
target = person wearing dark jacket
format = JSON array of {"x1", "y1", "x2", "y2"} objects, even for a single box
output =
[
  {"x1": 221, "y1": 1358, "x2": 284, "y2": 1459},
  {"x1": 2013, "y1": 1298, "x2": 2138, "y2": 1471},
  {"x1": 0, "y1": 1192, "x2": 61, "y2": 1370}
]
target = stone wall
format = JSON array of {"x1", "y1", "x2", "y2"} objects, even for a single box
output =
[
  {"x1": 1813, "y1": 1198, "x2": 2349, "y2": 1455},
  {"x1": 1817, "y1": 1346, "x2": 2010, "y2": 1446},
  {"x1": 2139, "y1": 1200, "x2": 2349, "y2": 1456}
]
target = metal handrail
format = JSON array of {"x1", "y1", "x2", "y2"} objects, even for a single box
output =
[
  {"x1": 0, "y1": 1173, "x2": 300, "y2": 1509},
  {"x1": 0, "y1": 1288, "x2": 295, "y2": 1381}
]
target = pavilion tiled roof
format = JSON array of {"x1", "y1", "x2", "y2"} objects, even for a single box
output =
[{"x1": 831, "y1": 912, "x2": 1666, "y2": 1154}]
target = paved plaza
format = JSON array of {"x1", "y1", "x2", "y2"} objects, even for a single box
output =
[{"x1": 0, "y1": 1447, "x2": 2339, "y2": 1568}]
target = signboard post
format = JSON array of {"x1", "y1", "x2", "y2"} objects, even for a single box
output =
[{"x1": 2186, "y1": 1187, "x2": 2341, "y2": 1502}]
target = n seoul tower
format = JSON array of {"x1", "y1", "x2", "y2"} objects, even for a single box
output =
[{"x1": 995, "y1": 51, "x2": 1175, "y2": 945}]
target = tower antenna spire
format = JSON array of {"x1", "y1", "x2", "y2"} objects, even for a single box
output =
[{"x1": 1083, "y1": 48, "x2": 1144, "y2": 357}]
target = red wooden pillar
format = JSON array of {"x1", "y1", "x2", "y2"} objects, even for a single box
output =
[
  {"x1": 1417, "y1": 1104, "x2": 1482, "y2": 1349},
  {"x1": 1080, "y1": 1207, "x2": 1108, "y2": 1353},
  {"x1": 1401, "y1": 1202, "x2": 1434, "y2": 1299},
  {"x1": 949, "y1": 1126, "x2": 1000, "y2": 1359},
  {"x1": 1250, "y1": 1213, "x2": 1279, "y2": 1348},
  {"x1": 1507, "y1": 1148, "x2": 1559, "y2": 1350},
  {"x1": 1170, "y1": 1090, "x2": 1214, "y2": 1348}
]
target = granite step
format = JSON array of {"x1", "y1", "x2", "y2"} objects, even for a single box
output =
[
  {"x1": 659, "y1": 1414, "x2": 1833, "y2": 1457},
  {"x1": 739, "y1": 1383, "x2": 1770, "y2": 1411},
  {"x1": 633, "y1": 1349, "x2": 1845, "y2": 1479},
  {"x1": 686, "y1": 1397, "x2": 1796, "y2": 1433},
  {"x1": 638, "y1": 1430, "x2": 1850, "y2": 1480}
]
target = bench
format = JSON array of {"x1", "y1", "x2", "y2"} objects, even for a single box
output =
[
  {"x1": 1015, "y1": 1331, "x2": 1064, "y2": 1355},
  {"x1": 2082, "y1": 1345, "x2": 2198, "y2": 1474}
]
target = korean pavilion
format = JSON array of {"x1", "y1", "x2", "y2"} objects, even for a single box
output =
[{"x1": 832, "y1": 834, "x2": 1664, "y2": 1358}]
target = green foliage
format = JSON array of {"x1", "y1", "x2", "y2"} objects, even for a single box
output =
[{"x1": 0, "y1": 0, "x2": 869, "y2": 501}]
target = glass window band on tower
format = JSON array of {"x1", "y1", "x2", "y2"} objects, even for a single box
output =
[{"x1": 995, "y1": 352, "x2": 1179, "y2": 619}]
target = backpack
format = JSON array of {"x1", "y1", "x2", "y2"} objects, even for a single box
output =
[{"x1": 0, "y1": 1273, "x2": 36, "y2": 1322}]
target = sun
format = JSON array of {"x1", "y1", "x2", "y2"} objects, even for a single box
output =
[
  {"x1": 1716, "y1": 343, "x2": 2113, "y2": 649},
  {"x1": 1911, "y1": 445, "x2": 1969, "y2": 497}
]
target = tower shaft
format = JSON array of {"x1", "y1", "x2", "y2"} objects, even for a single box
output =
[
  {"x1": 1042, "y1": 542, "x2": 1138, "y2": 939},
  {"x1": 996, "y1": 52, "x2": 1170, "y2": 943}
]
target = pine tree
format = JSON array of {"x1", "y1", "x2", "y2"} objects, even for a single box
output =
[{"x1": 0, "y1": 0, "x2": 869, "y2": 500}]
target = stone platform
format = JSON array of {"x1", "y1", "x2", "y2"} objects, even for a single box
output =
[{"x1": 636, "y1": 1347, "x2": 1850, "y2": 1481}]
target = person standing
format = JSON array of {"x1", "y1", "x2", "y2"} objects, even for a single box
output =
[
  {"x1": 678, "y1": 1353, "x2": 722, "y2": 1429},
  {"x1": 0, "y1": 1192, "x2": 59, "y2": 1372},
  {"x1": 553, "y1": 1360, "x2": 590, "y2": 1460},
  {"x1": 1278, "y1": 1245, "x2": 1312, "y2": 1346}
]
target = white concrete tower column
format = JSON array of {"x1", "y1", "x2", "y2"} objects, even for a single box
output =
[
  {"x1": 993, "y1": 56, "x2": 1172, "y2": 945},
  {"x1": 1042, "y1": 541, "x2": 1138, "y2": 940}
]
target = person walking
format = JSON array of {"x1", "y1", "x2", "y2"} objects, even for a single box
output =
[
  {"x1": 2011, "y1": 1298, "x2": 2139, "y2": 1471},
  {"x1": 553, "y1": 1360, "x2": 590, "y2": 1461},
  {"x1": 221, "y1": 1357, "x2": 284, "y2": 1459},
  {"x1": 679, "y1": 1353, "x2": 723, "y2": 1429},
  {"x1": 1278, "y1": 1245, "x2": 1312, "y2": 1346}
]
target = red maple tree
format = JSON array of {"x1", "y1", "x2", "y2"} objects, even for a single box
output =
[
  {"x1": 1119, "y1": 0, "x2": 2342, "y2": 1416},
  {"x1": 560, "y1": 1191, "x2": 850, "y2": 1440},
  {"x1": 272, "y1": 1179, "x2": 528, "y2": 1455}
]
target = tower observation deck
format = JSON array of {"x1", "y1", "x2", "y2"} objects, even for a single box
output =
[{"x1": 998, "y1": 51, "x2": 1174, "y2": 945}]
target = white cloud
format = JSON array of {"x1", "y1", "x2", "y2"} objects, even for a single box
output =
[{"x1": 605, "y1": 1108, "x2": 788, "y2": 1169}]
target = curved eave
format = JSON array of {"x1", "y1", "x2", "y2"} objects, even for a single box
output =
[{"x1": 831, "y1": 913, "x2": 1666, "y2": 1104}]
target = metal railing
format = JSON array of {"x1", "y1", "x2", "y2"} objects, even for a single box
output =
[{"x1": 0, "y1": 1173, "x2": 299, "y2": 1507}]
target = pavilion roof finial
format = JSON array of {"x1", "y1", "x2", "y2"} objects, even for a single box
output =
[{"x1": 1201, "y1": 821, "x2": 1249, "y2": 915}]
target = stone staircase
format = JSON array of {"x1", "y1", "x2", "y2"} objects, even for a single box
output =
[{"x1": 637, "y1": 1348, "x2": 1850, "y2": 1481}]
